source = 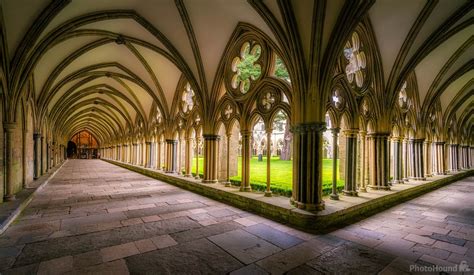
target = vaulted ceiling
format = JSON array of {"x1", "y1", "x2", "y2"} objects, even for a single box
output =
[{"x1": 0, "y1": 0, "x2": 471, "y2": 144}]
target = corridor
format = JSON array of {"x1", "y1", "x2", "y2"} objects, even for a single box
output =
[{"x1": 0, "y1": 160, "x2": 473, "y2": 274}]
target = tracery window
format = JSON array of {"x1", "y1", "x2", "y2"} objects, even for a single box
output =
[
  {"x1": 231, "y1": 41, "x2": 262, "y2": 94},
  {"x1": 344, "y1": 32, "x2": 366, "y2": 88}
]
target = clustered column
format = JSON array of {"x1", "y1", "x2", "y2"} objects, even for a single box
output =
[
  {"x1": 184, "y1": 137, "x2": 194, "y2": 176},
  {"x1": 165, "y1": 139, "x2": 177, "y2": 173},
  {"x1": 358, "y1": 130, "x2": 367, "y2": 192},
  {"x1": 424, "y1": 140, "x2": 432, "y2": 177},
  {"x1": 240, "y1": 130, "x2": 252, "y2": 192},
  {"x1": 4, "y1": 123, "x2": 16, "y2": 201},
  {"x1": 330, "y1": 128, "x2": 339, "y2": 200},
  {"x1": 432, "y1": 141, "x2": 445, "y2": 175},
  {"x1": 202, "y1": 134, "x2": 220, "y2": 183},
  {"x1": 145, "y1": 141, "x2": 152, "y2": 168},
  {"x1": 409, "y1": 139, "x2": 425, "y2": 180},
  {"x1": 33, "y1": 133, "x2": 41, "y2": 179},
  {"x1": 367, "y1": 133, "x2": 390, "y2": 190},
  {"x1": 391, "y1": 137, "x2": 403, "y2": 183},
  {"x1": 265, "y1": 129, "x2": 272, "y2": 197},
  {"x1": 343, "y1": 129, "x2": 358, "y2": 196},
  {"x1": 448, "y1": 143, "x2": 458, "y2": 172},
  {"x1": 291, "y1": 123, "x2": 325, "y2": 211}
]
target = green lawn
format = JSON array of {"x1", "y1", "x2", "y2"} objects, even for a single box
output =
[{"x1": 192, "y1": 156, "x2": 344, "y2": 196}]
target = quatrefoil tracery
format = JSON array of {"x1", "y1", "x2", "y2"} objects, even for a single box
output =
[{"x1": 231, "y1": 41, "x2": 262, "y2": 94}]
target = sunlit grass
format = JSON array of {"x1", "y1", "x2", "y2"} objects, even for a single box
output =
[{"x1": 192, "y1": 156, "x2": 344, "y2": 196}]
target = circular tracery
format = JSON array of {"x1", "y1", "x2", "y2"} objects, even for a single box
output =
[{"x1": 231, "y1": 41, "x2": 262, "y2": 94}]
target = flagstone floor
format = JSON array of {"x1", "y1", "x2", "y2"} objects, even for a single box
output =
[{"x1": 0, "y1": 160, "x2": 472, "y2": 274}]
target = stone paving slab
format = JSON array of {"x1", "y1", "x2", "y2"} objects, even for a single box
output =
[{"x1": 0, "y1": 160, "x2": 473, "y2": 274}]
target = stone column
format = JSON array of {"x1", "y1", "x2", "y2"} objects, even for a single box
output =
[
  {"x1": 133, "y1": 143, "x2": 137, "y2": 164},
  {"x1": 359, "y1": 131, "x2": 367, "y2": 192},
  {"x1": 343, "y1": 129, "x2": 358, "y2": 196},
  {"x1": 224, "y1": 134, "x2": 231, "y2": 186},
  {"x1": 330, "y1": 128, "x2": 339, "y2": 200},
  {"x1": 157, "y1": 140, "x2": 162, "y2": 170},
  {"x1": 402, "y1": 137, "x2": 408, "y2": 181},
  {"x1": 409, "y1": 139, "x2": 425, "y2": 180},
  {"x1": 265, "y1": 130, "x2": 272, "y2": 197},
  {"x1": 433, "y1": 142, "x2": 445, "y2": 175},
  {"x1": 368, "y1": 133, "x2": 390, "y2": 190},
  {"x1": 202, "y1": 134, "x2": 220, "y2": 183},
  {"x1": 185, "y1": 137, "x2": 194, "y2": 176},
  {"x1": 4, "y1": 123, "x2": 16, "y2": 201},
  {"x1": 194, "y1": 137, "x2": 201, "y2": 178},
  {"x1": 40, "y1": 136, "x2": 45, "y2": 174},
  {"x1": 463, "y1": 145, "x2": 469, "y2": 169},
  {"x1": 165, "y1": 140, "x2": 177, "y2": 173},
  {"x1": 33, "y1": 133, "x2": 41, "y2": 179},
  {"x1": 424, "y1": 140, "x2": 432, "y2": 177},
  {"x1": 145, "y1": 141, "x2": 152, "y2": 168},
  {"x1": 291, "y1": 123, "x2": 326, "y2": 211},
  {"x1": 240, "y1": 130, "x2": 252, "y2": 192},
  {"x1": 391, "y1": 137, "x2": 403, "y2": 183}
]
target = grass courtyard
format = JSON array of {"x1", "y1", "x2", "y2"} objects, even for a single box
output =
[{"x1": 191, "y1": 156, "x2": 344, "y2": 196}]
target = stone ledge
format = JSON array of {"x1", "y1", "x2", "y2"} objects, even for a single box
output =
[
  {"x1": 103, "y1": 159, "x2": 473, "y2": 232},
  {"x1": 0, "y1": 160, "x2": 67, "y2": 235}
]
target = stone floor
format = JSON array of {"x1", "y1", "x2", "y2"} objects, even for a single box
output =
[{"x1": 0, "y1": 160, "x2": 473, "y2": 274}]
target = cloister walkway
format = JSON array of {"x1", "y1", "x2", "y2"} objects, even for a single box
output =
[{"x1": 0, "y1": 160, "x2": 473, "y2": 274}]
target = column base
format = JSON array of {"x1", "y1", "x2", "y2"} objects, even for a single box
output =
[
  {"x1": 202, "y1": 179, "x2": 218, "y2": 184},
  {"x1": 223, "y1": 181, "x2": 231, "y2": 187},
  {"x1": 4, "y1": 195, "x2": 16, "y2": 202},
  {"x1": 264, "y1": 191, "x2": 272, "y2": 197},
  {"x1": 391, "y1": 180, "x2": 404, "y2": 184},
  {"x1": 240, "y1": 186, "x2": 252, "y2": 192},
  {"x1": 184, "y1": 174, "x2": 193, "y2": 177},
  {"x1": 295, "y1": 201, "x2": 325, "y2": 211},
  {"x1": 330, "y1": 193, "x2": 339, "y2": 200},
  {"x1": 343, "y1": 190, "x2": 358, "y2": 197},
  {"x1": 425, "y1": 173, "x2": 433, "y2": 177},
  {"x1": 368, "y1": 185, "x2": 391, "y2": 191},
  {"x1": 359, "y1": 186, "x2": 367, "y2": 192}
]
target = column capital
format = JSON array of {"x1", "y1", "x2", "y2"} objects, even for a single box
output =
[
  {"x1": 3, "y1": 123, "x2": 16, "y2": 131},
  {"x1": 291, "y1": 122, "x2": 326, "y2": 134},
  {"x1": 367, "y1": 132, "x2": 390, "y2": 138},
  {"x1": 343, "y1": 129, "x2": 359, "y2": 137},
  {"x1": 240, "y1": 130, "x2": 252, "y2": 137},
  {"x1": 434, "y1": 141, "x2": 445, "y2": 145},
  {"x1": 331, "y1": 127, "x2": 340, "y2": 134},
  {"x1": 391, "y1": 136, "x2": 403, "y2": 142},
  {"x1": 165, "y1": 139, "x2": 178, "y2": 144},
  {"x1": 33, "y1": 133, "x2": 42, "y2": 139},
  {"x1": 202, "y1": 134, "x2": 220, "y2": 141}
]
